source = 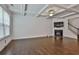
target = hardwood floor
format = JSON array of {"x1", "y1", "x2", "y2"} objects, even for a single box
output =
[{"x1": 0, "y1": 37, "x2": 79, "y2": 55}]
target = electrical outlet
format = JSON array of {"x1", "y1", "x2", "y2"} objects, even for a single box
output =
[{"x1": 5, "y1": 40, "x2": 6, "y2": 43}]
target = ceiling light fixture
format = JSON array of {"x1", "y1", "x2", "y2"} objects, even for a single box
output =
[
  {"x1": 49, "y1": 13, "x2": 53, "y2": 16},
  {"x1": 48, "y1": 10, "x2": 54, "y2": 16}
]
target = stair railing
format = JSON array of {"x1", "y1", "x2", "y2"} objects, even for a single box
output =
[{"x1": 68, "y1": 19, "x2": 79, "y2": 40}]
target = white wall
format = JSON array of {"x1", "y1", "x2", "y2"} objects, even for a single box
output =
[
  {"x1": 13, "y1": 14, "x2": 77, "y2": 39},
  {"x1": 13, "y1": 15, "x2": 52, "y2": 39},
  {"x1": 52, "y1": 18, "x2": 77, "y2": 39},
  {"x1": 0, "y1": 36, "x2": 12, "y2": 51}
]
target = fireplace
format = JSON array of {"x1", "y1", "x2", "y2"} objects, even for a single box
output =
[{"x1": 54, "y1": 30, "x2": 63, "y2": 40}]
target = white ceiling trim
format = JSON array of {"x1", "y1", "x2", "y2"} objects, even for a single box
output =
[
  {"x1": 65, "y1": 14, "x2": 79, "y2": 19},
  {"x1": 35, "y1": 5, "x2": 48, "y2": 17},
  {"x1": 38, "y1": 4, "x2": 79, "y2": 18},
  {"x1": 54, "y1": 4, "x2": 78, "y2": 14}
]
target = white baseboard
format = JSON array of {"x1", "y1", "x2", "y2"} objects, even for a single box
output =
[
  {"x1": 13, "y1": 35, "x2": 77, "y2": 40},
  {"x1": 13, "y1": 35, "x2": 53, "y2": 40}
]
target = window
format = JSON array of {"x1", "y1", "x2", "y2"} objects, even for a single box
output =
[
  {"x1": 3, "y1": 10, "x2": 10, "y2": 36},
  {"x1": 0, "y1": 6, "x2": 10, "y2": 39},
  {"x1": 0, "y1": 7, "x2": 4, "y2": 38}
]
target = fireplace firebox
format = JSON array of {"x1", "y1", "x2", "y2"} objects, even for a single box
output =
[{"x1": 54, "y1": 30, "x2": 63, "y2": 40}]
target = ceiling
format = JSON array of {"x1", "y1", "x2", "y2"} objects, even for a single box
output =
[
  {"x1": 38, "y1": 4, "x2": 79, "y2": 19},
  {"x1": 7, "y1": 4, "x2": 79, "y2": 19},
  {"x1": 7, "y1": 4, "x2": 46, "y2": 16}
]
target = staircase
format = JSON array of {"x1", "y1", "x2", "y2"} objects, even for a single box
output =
[{"x1": 68, "y1": 18, "x2": 79, "y2": 40}]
